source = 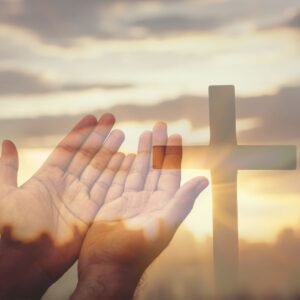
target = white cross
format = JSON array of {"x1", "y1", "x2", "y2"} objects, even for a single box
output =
[{"x1": 154, "y1": 85, "x2": 297, "y2": 296}]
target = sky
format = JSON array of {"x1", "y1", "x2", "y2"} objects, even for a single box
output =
[{"x1": 0, "y1": 0, "x2": 300, "y2": 243}]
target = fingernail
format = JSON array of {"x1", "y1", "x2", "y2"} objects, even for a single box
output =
[
  {"x1": 99, "y1": 113, "x2": 115, "y2": 124},
  {"x1": 196, "y1": 179, "x2": 209, "y2": 194}
]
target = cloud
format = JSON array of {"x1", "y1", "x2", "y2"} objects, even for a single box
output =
[
  {"x1": 237, "y1": 85, "x2": 300, "y2": 143},
  {"x1": 0, "y1": 84, "x2": 300, "y2": 149},
  {"x1": 0, "y1": 0, "x2": 108, "y2": 45},
  {"x1": 0, "y1": 0, "x2": 298, "y2": 46},
  {"x1": 0, "y1": 94, "x2": 204, "y2": 147},
  {"x1": 284, "y1": 11, "x2": 300, "y2": 28},
  {"x1": 0, "y1": 0, "x2": 150, "y2": 45},
  {"x1": 0, "y1": 69, "x2": 133, "y2": 96},
  {"x1": 133, "y1": 14, "x2": 223, "y2": 36},
  {"x1": 257, "y1": 8, "x2": 300, "y2": 31}
]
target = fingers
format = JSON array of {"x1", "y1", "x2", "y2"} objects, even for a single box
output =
[
  {"x1": 144, "y1": 122, "x2": 168, "y2": 192},
  {"x1": 157, "y1": 134, "x2": 182, "y2": 196},
  {"x1": 0, "y1": 140, "x2": 19, "y2": 187},
  {"x1": 104, "y1": 154, "x2": 136, "y2": 203},
  {"x1": 163, "y1": 177, "x2": 209, "y2": 232},
  {"x1": 45, "y1": 114, "x2": 97, "y2": 171},
  {"x1": 124, "y1": 131, "x2": 152, "y2": 192},
  {"x1": 89, "y1": 152, "x2": 125, "y2": 207},
  {"x1": 80, "y1": 130, "x2": 125, "y2": 189},
  {"x1": 67, "y1": 113, "x2": 116, "y2": 177}
]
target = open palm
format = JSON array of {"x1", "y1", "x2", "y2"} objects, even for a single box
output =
[
  {"x1": 0, "y1": 113, "x2": 125, "y2": 297},
  {"x1": 78, "y1": 123, "x2": 208, "y2": 280}
]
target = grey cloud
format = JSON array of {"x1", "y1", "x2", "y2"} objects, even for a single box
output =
[
  {"x1": 133, "y1": 14, "x2": 222, "y2": 35},
  {"x1": 285, "y1": 12, "x2": 300, "y2": 28},
  {"x1": 237, "y1": 86, "x2": 300, "y2": 143},
  {"x1": 0, "y1": 0, "x2": 118, "y2": 46},
  {"x1": 0, "y1": 0, "x2": 160, "y2": 45},
  {"x1": 0, "y1": 84, "x2": 300, "y2": 145},
  {"x1": 0, "y1": 0, "x2": 298, "y2": 46},
  {"x1": 0, "y1": 69, "x2": 133, "y2": 96},
  {"x1": 0, "y1": 0, "x2": 233, "y2": 45},
  {"x1": 0, "y1": 95, "x2": 201, "y2": 146},
  {"x1": 263, "y1": 10, "x2": 300, "y2": 30}
]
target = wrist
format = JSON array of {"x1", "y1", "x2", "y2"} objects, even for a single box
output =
[
  {"x1": 0, "y1": 239, "x2": 53, "y2": 300},
  {"x1": 71, "y1": 263, "x2": 143, "y2": 300},
  {"x1": 0, "y1": 263, "x2": 51, "y2": 300}
]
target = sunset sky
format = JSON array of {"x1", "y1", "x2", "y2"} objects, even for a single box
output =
[{"x1": 0, "y1": 0, "x2": 300, "y2": 243}]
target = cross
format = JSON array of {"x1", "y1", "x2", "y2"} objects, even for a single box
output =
[{"x1": 153, "y1": 85, "x2": 297, "y2": 297}]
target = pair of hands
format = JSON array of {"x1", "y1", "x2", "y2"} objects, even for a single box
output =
[{"x1": 0, "y1": 113, "x2": 208, "y2": 300}]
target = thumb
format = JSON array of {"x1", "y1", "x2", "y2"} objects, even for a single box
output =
[
  {"x1": 163, "y1": 177, "x2": 209, "y2": 232},
  {"x1": 0, "y1": 140, "x2": 19, "y2": 187}
]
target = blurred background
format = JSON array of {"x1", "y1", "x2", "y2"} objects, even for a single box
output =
[{"x1": 0, "y1": 0, "x2": 300, "y2": 298}]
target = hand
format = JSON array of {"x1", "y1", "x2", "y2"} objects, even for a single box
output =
[
  {"x1": 72, "y1": 122, "x2": 209, "y2": 300},
  {"x1": 0, "y1": 113, "x2": 125, "y2": 299}
]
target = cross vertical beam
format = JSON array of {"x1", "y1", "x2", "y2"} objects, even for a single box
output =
[
  {"x1": 209, "y1": 86, "x2": 237, "y2": 146},
  {"x1": 209, "y1": 86, "x2": 239, "y2": 297}
]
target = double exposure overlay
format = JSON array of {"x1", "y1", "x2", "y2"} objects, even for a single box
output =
[{"x1": 0, "y1": 0, "x2": 300, "y2": 299}]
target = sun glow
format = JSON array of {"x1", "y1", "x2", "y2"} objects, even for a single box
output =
[{"x1": 17, "y1": 119, "x2": 299, "y2": 243}]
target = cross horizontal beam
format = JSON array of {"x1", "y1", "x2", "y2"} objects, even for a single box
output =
[{"x1": 153, "y1": 145, "x2": 297, "y2": 170}]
